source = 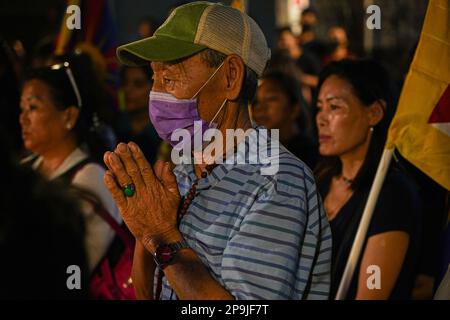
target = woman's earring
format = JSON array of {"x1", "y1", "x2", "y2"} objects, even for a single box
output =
[
  {"x1": 66, "y1": 123, "x2": 72, "y2": 130},
  {"x1": 370, "y1": 126, "x2": 374, "y2": 132}
]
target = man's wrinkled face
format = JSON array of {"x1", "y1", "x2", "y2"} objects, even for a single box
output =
[{"x1": 150, "y1": 53, "x2": 226, "y2": 123}]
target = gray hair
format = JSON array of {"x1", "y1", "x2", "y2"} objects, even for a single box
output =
[{"x1": 200, "y1": 48, "x2": 258, "y2": 107}]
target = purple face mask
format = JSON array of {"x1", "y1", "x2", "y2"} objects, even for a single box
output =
[{"x1": 148, "y1": 62, "x2": 226, "y2": 151}]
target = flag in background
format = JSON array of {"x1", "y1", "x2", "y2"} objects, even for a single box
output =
[
  {"x1": 54, "y1": 0, "x2": 119, "y2": 108},
  {"x1": 386, "y1": 0, "x2": 450, "y2": 191}
]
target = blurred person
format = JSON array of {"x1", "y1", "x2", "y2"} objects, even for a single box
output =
[
  {"x1": 266, "y1": 50, "x2": 314, "y2": 106},
  {"x1": 277, "y1": 27, "x2": 321, "y2": 79},
  {"x1": 323, "y1": 26, "x2": 355, "y2": 64},
  {"x1": 299, "y1": 24, "x2": 327, "y2": 62},
  {"x1": 298, "y1": 8, "x2": 326, "y2": 62},
  {"x1": 115, "y1": 65, "x2": 161, "y2": 164},
  {"x1": 107, "y1": 2, "x2": 332, "y2": 300},
  {"x1": 0, "y1": 128, "x2": 89, "y2": 299},
  {"x1": 253, "y1": 71, "x2": 318, "y2": 168},
  {"x1": 277, "y1": 27, "x2": 320, "y2": 107},
  {"x1": 137, "y1": 16, "x2": 158, "y2": 39},
  {"x1": 315, "y1": 59, "x2": 421, "y2": 299},
  {"x1": 19, "y1": 62, "x2": 122, "y2": 273},
  {"x1": 299, "y1": 23, "x2": 316, "y2": 46},
  {"x1": 300, "y1": 7, "x2": 319, "y2": 29}
]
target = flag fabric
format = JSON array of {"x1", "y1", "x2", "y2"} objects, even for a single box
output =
[
  {"x1": 231, "y1": 0, "x2": 247, "y2": 12},
  {"x1": 386, "y1": 0, "x2": 450, "y2": 191}
]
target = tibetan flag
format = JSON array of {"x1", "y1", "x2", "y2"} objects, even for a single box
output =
[
  {"x1": 54, "y1": 0, "x2": 120, "y2": 108},
  {"x1": 386, "y1": 0, "x2": 450, "y2": 190}
]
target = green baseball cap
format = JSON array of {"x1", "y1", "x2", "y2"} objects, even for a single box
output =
[{"x1": 117, "y1": 1, "x2": 270, "y2": 76}]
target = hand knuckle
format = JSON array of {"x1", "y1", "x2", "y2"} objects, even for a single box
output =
[
  {"x1": 141, "y1": 166, "x2": 153, "y2": 175},
  {"x1": 128, "y1": 168, "x2": 139, "y2": 176}
]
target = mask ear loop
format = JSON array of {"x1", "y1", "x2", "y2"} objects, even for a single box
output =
[
  {"x1": 191, "y1": 60, "x2": 225, "y2": 99},
  {"x1": 209, "y1": 98, "x2": 227, "y2": 124}
]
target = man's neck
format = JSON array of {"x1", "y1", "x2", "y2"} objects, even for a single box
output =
[{"x1": 193, "y1": 102, "x2": 251, "y2": 178}]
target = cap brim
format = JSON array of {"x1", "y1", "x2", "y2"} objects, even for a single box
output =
[{"x1": 117, "y1": 35, "x2": 208, "y2": 66}]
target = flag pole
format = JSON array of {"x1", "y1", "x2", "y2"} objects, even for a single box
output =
[{"x1": 335, "y1": 147, "x2": 395, "y2": 299}]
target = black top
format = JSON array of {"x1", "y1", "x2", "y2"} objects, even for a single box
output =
[{"x1": 318, "y1": 166, "x2": 422, "y2": 299}]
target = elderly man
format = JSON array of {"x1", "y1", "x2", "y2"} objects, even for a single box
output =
[{"x1": 103, "y1": 2, "x2": 331, "y2": 300}]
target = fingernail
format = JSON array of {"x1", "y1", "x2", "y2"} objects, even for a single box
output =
[
  {"x1": 128, "y1": 142, "x2": 138, "y2": 152},
  {"x1": 117, "y1": 143, "x2": 128, "y2": 153}
]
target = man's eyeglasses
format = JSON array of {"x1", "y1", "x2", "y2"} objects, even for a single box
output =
[{"x1": 50, "y1": 62, "x2": 82, "y2": 108}]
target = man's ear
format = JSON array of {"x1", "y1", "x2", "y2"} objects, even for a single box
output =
[
  {"x1": 368, "y1": 99, "x2": 386, "y2": 127},
  {"x1": 223, "y1": 54, "x2": 246, "y2": 101},
  {"x1": 63, "y1": 106, "x2": 80, "y2": 130}
]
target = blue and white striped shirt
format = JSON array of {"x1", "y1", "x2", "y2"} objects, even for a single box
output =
[{"x1": 160, "y1": 128, "x2": 332, "y2": 299}]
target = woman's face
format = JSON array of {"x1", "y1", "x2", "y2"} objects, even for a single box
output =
[
  {"x1": 19, "y1": 79, "x2": 70, "y2": 155},
  {"x1": 122, "y1": 67, "x2": 153, "y2": 112},
  {"x1": 316, "y1": 75, "x2": 373, "y2": 157},
  {"x1": 253, "y1": 79, "x2": 298, "y2": 130}
]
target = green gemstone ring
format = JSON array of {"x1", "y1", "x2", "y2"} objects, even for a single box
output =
[{"x1": 123, "y1": 183, "x2": 136, "y2": 197}]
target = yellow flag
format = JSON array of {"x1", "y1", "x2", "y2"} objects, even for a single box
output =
[{"x1": 386, "y1": 0, "x2": 450, "y2": 190}]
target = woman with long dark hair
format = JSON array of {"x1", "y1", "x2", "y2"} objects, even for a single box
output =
[{"x1": 315, "y1": 59, "x2": 421, "y2": 299}]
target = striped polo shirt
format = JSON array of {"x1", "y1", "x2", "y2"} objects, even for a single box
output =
[{"x1": 159, "y1": 128, "x2": 332, "y2": 299}]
